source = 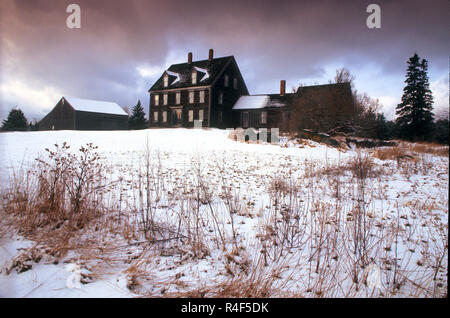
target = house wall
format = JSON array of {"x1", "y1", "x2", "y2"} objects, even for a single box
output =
[
  {"x1": 149, "y1": 88, "x2": 210, "y2": 128},
  {"x1": 210, "y1": 62, "x2": 248, "y2": 129},
  {"x1": 38, "y1": 99, "x2": 76, "y2": 130}
]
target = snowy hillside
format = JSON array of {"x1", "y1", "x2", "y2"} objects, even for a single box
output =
[{"x1": 0, "y1": 129, "x2": 448, "y2": 298}]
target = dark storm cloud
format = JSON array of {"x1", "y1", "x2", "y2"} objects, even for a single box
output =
[{"x1": 0, "y1": 0, "x2": 448, "y2": 119}]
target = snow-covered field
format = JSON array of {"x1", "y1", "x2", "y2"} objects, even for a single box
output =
[{"x1": 0, "y1": 129, "x2": 448, "y2": 297}]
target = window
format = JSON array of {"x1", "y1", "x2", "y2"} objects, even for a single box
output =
[
  {"x1": 218, "y1": 111, "x2": 223, "y2": 123},
  {"x1": 188, "y1": 110, "x2": 194, "y2": 122},
  {"x1": 261, "y1": 111, "x2": 267, "y2": 124},
  {"x1": 218, "y1": 92, "x2": 223, "y2": 104},
  {"x1": 176, "y1": 92, "x2": 180, "y2": 104},
  {"x1": 189, "y1": 91, "x2": 194, "y2": 104},
  {"x1": 162, "y1": 111, "x2": 167, "y2": 122},
  {"x1": 163, "y1": 74, "x2": 169, "y2": 87},
  {"x1": 192, "y1": 70, "x2": 197, "y2": 84},
  {"x1": 233, "y1": 78, "x2": 238, "y2": 89},
  {"x1": 198, "y1": 109, "x2": 204, "y2": 121},
  {"x1": 224, "y1": 75, "x2": 229, "y2": 87},
  {"x1": 153, "y1": 111, "x2": 158, "y2": 122},
  {"x1": 154, "y1": 94, "x2": 159, "y2": 106},
  {"x1": 199, "y1": 90, "x2": 205, "y2": 103},
  {"x1": 163, "y1": 93, "x2": 168, "y2": 105}
]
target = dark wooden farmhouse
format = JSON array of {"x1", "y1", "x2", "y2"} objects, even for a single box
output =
[
  {"x1": 148, "y1": 49, "x2": 355, "y2": 133},
  {"x1": 148, "y1": 49, "x2": 249, "y2": 128},
  {"x1": 39, "y1": 97, "x2": 128, "y2": 131}
]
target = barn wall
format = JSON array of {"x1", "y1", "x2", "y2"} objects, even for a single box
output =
[
  {"x1": 75, "y1": 111, "x2": 129, "y2": 130},
  {"x1": 38, "y1": 100, "x2": 75, "y2": 130}
]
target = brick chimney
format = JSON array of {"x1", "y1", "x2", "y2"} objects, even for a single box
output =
[
  {"x1": 188, "y1": 52, "x2": 192, "y2": 64},
  {"x1": 280, "y1": 80, "x2": 286, "y2": 96},
  {"x1": 208, "y1": 49, "x2": 214, "y2": 61}
]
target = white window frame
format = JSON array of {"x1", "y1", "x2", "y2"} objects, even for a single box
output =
[
  {"x1": 189, "y1": 91, "x2": 194, "y2": 104},
  {"x1": 199, "y1": 90, "x2": 205, "y2": 103},
  {"x1": 154, "y1": 94, "x2": 159, "y2": 106},
  {"x1": 176, "y1": 92, "x2": 180, "y2": 104},
  {"x1": 192, "y1": 70, "x2": 197, "y2": 84},
  {"x1": 163, "y1": 74, "x2": 169, "y2": 87},
  {"x1": 261, "y1": 111, "x2": 267, "y2": 124},
  {"x1": 163, "y1": 93, "x2": 168, "y2": 105},
  {"x1": 162, "y1": 111, "x2": 167, "y2": 123}
]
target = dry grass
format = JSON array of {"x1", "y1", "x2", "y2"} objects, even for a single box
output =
[{"x1": 372, "y1": 142, "x2": 448, "y2": 161}]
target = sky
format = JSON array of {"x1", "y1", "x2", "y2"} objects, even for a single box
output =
[{"x1": 0, "y1": 0, "x2": 448, "y2": 122}]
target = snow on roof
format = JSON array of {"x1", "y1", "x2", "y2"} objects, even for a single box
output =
[
  {"x1": 166, "y1": 70, "x2": 181, "y2": 85},
  {"x1": 194, "y1": 66, "x2": 210, "y2": 81},
  {"x1": 63, "y1": 97, "x2": 127, "y2": 116},
  {"x1": 232, "y1": 95, "x2": 270, "y2": 110}
]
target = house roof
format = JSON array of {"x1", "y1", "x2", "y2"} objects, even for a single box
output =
[
  {"x1": 232, "y1": 94, "x2": 292, "y2": 110},
  {"x1": 63, "y1": 97, "x2": 128, "y2": 116},
  {"x1": 149, "y1": 56, "x2": 235, "y2": 91}
]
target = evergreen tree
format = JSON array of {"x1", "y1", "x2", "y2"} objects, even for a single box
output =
[
  {"x1": 129, "y1": 100, "x2": 147, "y2": 130},
  {"x1": 1, "y1": 107, "x2": 28, "y2": 131},
  {"x1": 395, "y1": 53, "x2": 434, "y2": 141}
]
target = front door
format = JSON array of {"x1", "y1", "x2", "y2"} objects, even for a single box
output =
[{"x1": 171, "y1": 108, "x2": 182, "y2": 127}]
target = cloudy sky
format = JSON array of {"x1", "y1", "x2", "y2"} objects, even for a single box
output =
[{"x1": 0, "y1": 0, "x2": 448, "y2": 122}]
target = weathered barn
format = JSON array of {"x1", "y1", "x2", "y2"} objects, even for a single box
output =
[
  {"x1": 39, "y1": 97, "x2": 128, "y2": 130},
  {"x1": 148, "y1": 49, "x2": 249, "y2": 128},
  {"x1": 232, "y1": 81, "x2": 355, "y2": 132}
]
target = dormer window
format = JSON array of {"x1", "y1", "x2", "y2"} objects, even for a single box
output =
[
  {"x1": 163, "y1": 74, "x2": 169, "y2": 87},
  {"x1": 224, "y1": 75, "x2": 229, "y2": 87},
  {"x1": 192, "y1": 70, "x2": 197, "y2": 84}
]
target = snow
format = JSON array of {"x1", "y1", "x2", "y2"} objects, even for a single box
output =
[
  {"x1": 166, "y1": 70, "x2": 180, "y2": 85},
  {"x1": 232, "y1": 95, "x2": 270, "y2": 110},
  {"x1": 0, "y1": 129, "x2": 448, "y2": 298},
  {"x1": 194, "y1": 67, "x2": 210, "y2": 82},
  {"x1": 64, "y1": 97, "x2": 128, "y2": 116}
]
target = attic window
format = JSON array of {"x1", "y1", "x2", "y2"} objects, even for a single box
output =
[
  {"x1": 163, "y1": 74, "x2": 169, "y2": 87},
  {"x1": 233, "y1": 78, "x2": 238, "y2": 89},
  {"x1": 192, "y1": 70, "x2": 197, "y2": 84},
  {"x1": 224, "y1": 75, "x2": 229, "y2": 87}
]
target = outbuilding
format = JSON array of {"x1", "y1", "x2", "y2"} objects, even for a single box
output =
[{"x1": 38, "y1": 97, "x2": 128, "y2": 130}]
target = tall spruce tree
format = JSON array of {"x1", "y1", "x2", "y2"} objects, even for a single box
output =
[
  {"x1": 1, "y1": 107, "x2": 28, "y2": 131},
  {"x1": 395, "y1": 53, "x2": 434, "y2": 140},
  {"x1": 129, "y1": 100, "x2": 147, "y2": 130}
]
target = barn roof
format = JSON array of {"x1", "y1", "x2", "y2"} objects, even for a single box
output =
[
  {"x1": 63, "y1": 97, "x2": 128, "y2": 116},
  {"x1": 232, "y1": 94, "x2": 292, "y2": 110},
  {"x1": 149, "y1": 56, "x2": 238, "y2": 91}
]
